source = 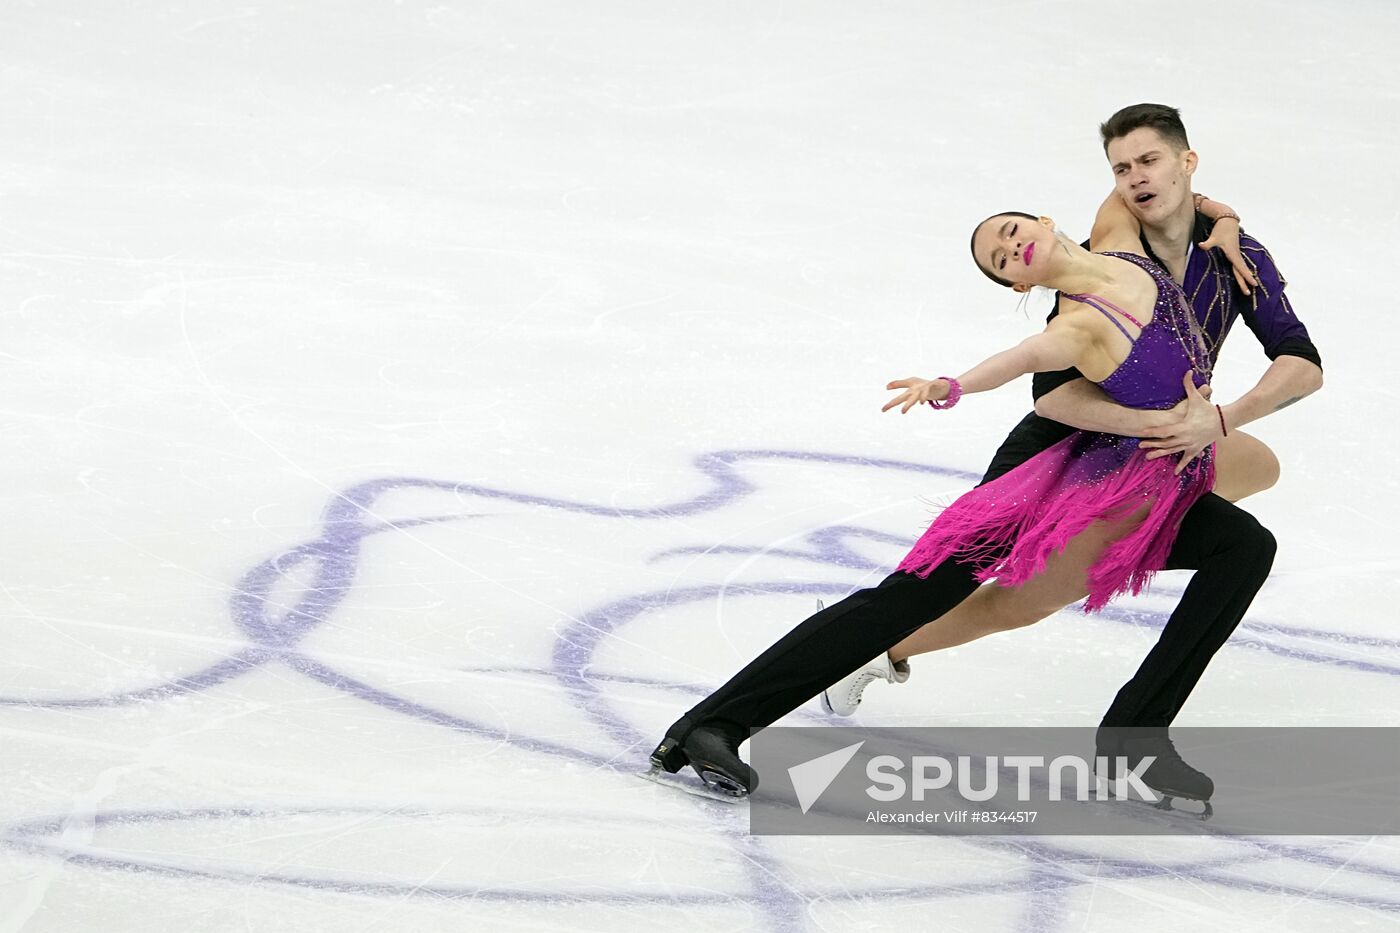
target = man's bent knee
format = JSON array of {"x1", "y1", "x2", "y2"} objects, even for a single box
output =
[{"x1": 1231, "y1": 513, "x2": 1278, "y2": 574}]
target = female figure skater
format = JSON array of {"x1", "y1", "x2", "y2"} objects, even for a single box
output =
[
  {"x1": 881, "y1": 204, "x2": 1275, "y2": 614},
  {"x1": 820, "y1": 197, "x2": 1279, "y2": 717},
  {"x1": 648, "y1": 199, "x2": 1278, "y2": 799}
]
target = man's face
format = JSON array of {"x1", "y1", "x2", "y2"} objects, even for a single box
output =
[{"x1": 1105, "y1": 127, "x2": 1197, "y2": 227}]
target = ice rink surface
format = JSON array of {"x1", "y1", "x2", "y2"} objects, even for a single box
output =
[{"x1": 2, "y1": 2, "x2": 1398, "y2": 930}]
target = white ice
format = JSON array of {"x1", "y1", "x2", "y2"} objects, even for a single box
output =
[{"x1": 1, "y1": 2, "x2": 1397, "y2": 931}]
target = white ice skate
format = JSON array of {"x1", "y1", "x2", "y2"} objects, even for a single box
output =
[{"x1": 820, "y1": 652, "x2": 910, "y2": 716}]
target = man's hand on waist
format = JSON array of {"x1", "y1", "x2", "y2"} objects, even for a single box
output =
[{"x1": 1140, "y1": 373, "x2": 1221, "y2": 474}]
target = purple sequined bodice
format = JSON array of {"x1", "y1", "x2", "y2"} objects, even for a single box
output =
[{"x1": 1067, "y1": 251, "x2": 1211, "y2": 410}]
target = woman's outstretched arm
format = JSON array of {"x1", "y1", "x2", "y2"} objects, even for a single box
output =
[{"x1": 883, "y1": 315, "x2": 1093, "y2": 413}]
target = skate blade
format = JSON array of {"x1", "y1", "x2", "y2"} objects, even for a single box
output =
[
  {"x1": 1096, "y1": 795, "x2": 1213, "y2": 824},
  {"x1": 1096, "y1": 776, "x2": 1212, "y2": 821},
  {"x1": 637, "y1": 766, "x2": 747, "y2": 804},
  {"x1": 1151, "y1": 795, "x2": 1213, "y2": 821}
]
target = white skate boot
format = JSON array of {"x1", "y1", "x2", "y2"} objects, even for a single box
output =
[{"x1": 820, "y1": 653, "x2": 910, "y2": 716}]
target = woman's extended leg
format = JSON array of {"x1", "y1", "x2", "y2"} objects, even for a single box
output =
[
  {"x1": 820, "y1": 511, "x2": 1137, "y2": 715},
  {"x1": 824, "y1": 432, "x2": 1281, "y2": 715},
  {"x1": 889, "y1": 431, "x2": 1279, "y2": 660},
  {"x1": 889, "y1": 510, "x2": 1135, "y2": 660}
]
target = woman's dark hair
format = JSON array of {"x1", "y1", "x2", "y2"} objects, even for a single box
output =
[
  {"x1": 1098, "y1": 103, "x2": 1190, "y2": 154},
  {"x1": 970, "y1": 211, "x2": 1038, "y2": 287}
]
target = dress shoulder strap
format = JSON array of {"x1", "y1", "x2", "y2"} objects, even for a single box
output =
[{"x1": 1061, "y1": 292, "x2": 1144, "y2": 341}]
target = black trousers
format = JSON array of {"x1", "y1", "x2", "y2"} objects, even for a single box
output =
[{"x1": 678, "y1": 413, "x2": 1277, "y2": 735}]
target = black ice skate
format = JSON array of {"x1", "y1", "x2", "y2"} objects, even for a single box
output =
[
  {"x1": 1097, "y1": 728, "x2": 1214, "y2": 820},
  {"x1": 640, "y1": 716, "x2": 756, "y2": 802}
]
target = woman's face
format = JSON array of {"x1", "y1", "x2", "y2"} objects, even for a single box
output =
[{"x1": 971, "y1": 214, "x2": 1056, "y2": 291}]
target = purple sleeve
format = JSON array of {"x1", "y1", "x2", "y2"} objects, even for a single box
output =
[{"x1": 1236, "y1": 234, "x2": 1323, "y2": 369}]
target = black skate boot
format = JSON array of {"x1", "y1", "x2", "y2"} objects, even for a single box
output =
[
  {"x1": 1096, "y1": 727, "x2": 1213, "y2": 819},
  {"x1": 645, "y1": 716, "x2": 756, "y2": 799}
]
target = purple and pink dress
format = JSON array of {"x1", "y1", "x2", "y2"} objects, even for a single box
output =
[{"x1": 897, "y1": 251, "x2": 1216, "y2": 612}]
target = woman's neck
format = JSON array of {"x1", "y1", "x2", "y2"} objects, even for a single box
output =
[{"x1": 1040, "y1": 237, "x2": 1125, "y2": 294}]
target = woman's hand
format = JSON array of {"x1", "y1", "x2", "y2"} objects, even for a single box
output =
[
  {"x1": 883, "y1": 377, "x2": 950, "y2": 413},
  {"x1": 1198, "y1": 217, "x2": 1259, "y2": 296}
]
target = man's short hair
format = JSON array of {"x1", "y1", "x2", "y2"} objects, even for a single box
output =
[{"x1": 1099, "y1": 103, "x2": 1190, "y2": 153}]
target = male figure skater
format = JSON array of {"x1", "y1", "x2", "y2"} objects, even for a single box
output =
[{"x1": 649, "y1": 104, "x2": 1323, "y2": 807}]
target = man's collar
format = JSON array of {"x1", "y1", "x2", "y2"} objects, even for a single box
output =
[{"x1": 1139, "y1": 212, "x2": 1213, "y2": 268}]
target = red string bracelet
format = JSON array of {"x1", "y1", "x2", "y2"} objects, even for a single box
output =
[{"x1": 1215, "y1": 404, "x2": 1228, "y2": 437}]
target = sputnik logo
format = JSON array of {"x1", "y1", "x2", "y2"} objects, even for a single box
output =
[{"x1": 787, "y1": 741, "x2": 865, "y2": 814}]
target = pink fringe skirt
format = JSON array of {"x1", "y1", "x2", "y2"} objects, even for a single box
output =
[{"x1": 897, "y1": 432, "x2": 1215, "y2": 612}]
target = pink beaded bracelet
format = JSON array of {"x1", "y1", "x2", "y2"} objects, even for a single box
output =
[{"x1": 928, "y1": 377, "x2": 962, "y2": 410}]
